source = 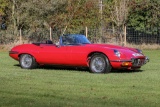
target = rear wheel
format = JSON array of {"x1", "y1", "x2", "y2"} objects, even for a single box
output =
[
  {"x1": 20, "y1": 54, "x2": 37, "y2": 69},
  {"x1": 89, "y1": 54, "x2": 111, "y2": 73}
]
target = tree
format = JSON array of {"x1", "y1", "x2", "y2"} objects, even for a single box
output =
[
  {"x1": 5, "y1": 0, "x2": 64, "y2": 42},
  {"x1": 0, "y1": 0, "x2": 9, "y2": 30},
  {"x1": 107, "y1": 0, "x2": 130, "y2": 45},
  {"x1": 48, "y1": 0, "x2": 100, "y2": 35},
  {"x1": 6, "y1": 0, "x2": 29, "y2": 36},
  {"x1": 0, "y1": 0, "x2": 9, "y2": 15},
  {"x1": 128, "y1": 0, "x2": 160, "y2": 34}
]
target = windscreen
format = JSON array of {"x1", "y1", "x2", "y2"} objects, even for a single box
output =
[{"x1": 62, "y1": 34, "x2": 90, "y2": 45}]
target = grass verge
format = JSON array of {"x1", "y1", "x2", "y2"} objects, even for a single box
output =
[{"x1": 0, "y1": 50, "x2": 160, "y2": 107}]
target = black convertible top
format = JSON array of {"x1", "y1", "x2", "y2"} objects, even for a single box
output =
[{"x1": 32, "y1": 40, "x2": 53, "y2": 46}]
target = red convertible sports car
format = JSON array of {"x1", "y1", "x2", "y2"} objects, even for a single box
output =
[{"x1": 9, "y1": 34, "x2": 149, "y2": 73}]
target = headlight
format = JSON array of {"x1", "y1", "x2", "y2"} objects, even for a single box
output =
[
  {"x1": 114, "y1": 50, "x2": 121, "y2": 58},
  {"x1": 136, "y1": 49, "x2": 143, "y2": 54}
]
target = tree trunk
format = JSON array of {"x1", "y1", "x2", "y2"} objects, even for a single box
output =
[
  {"x1": 123, "y1": 25, "x2": 127, "y2": 46},
  {"x1": 85, "y1": 26, "x2": 88, "y2": 38},
  {"x1": 19, "y1": 28, "x2": 22, "y2": 44},
  {"x1": 12, "y1": 0, "x2": 18, "y2": 36},
  {"x1": 50, "y1": 26, "x2": 52, "y2": 41}
]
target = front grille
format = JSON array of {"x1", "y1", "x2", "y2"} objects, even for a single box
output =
[{"x1": 132, "y1": 58, "x2": 145, "y2": 66}]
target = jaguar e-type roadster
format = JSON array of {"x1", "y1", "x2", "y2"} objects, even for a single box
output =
[{"x1": 9, "y1": 34, "x2": 149, "y2": 73}]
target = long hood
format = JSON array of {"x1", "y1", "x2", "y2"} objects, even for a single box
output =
[
  {"x1": 87, "y1": 43, "x2": 144, "y2": 58},
  {"x1": 88, "y1": 43, "x2": 134, "y2": 50}
]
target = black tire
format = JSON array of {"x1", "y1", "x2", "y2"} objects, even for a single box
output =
[
  {"x1": 89, "y1": 54, "x2": 112, "y2": 73},
  {"x1": 19, "y1": 54, "x2": 37, "y2": 69}
]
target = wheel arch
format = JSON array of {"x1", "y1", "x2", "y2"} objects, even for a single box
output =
[
  {"x1": 18, "y1": 53, "x2": 38, "y2": 69},
  {"x1": 87, "y1": 51, "x2": 110, "y2": 66},
  {"x1": 87, "y1": 51, "x2": 112, "y2": 73},
  {"x1": 18, "y1": 53, "x2": 36, "y2": 61}
]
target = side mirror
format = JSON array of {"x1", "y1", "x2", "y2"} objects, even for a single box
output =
[{"x1": 55, "y1": 42, "x2": 61, "y2": 48}]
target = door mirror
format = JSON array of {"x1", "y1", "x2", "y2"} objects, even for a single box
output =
[{"x1": 55, "y1": 42, "x2": 61, "y2": 48}]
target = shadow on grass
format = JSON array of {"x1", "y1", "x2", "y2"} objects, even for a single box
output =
[
  {"x1": 14, "y1": 64, "x2": 89, "y2": 72},
  {"x1": 111, "y1": 69, "x2": 143, "y2": 73},
  {"x1": 14, "y1": 64, "x2": 143, "y2": 73},
  {"x1": 39, "y1": 65, "x2": 89, "y2": 72},
  {"x1": 14, "y1": 64, "x2": 20, "y2": 67}
]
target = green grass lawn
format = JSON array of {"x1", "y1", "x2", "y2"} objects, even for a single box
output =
[{"x1": 0, "y1": 50, "x2": 160, "y2": 107}]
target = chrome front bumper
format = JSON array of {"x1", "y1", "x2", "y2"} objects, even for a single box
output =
[
  {"x1": 144, "y1": 56, "x2": 149, "y2": 64},
  {"x1": 131, "y1": 56, "x2": 149, "y2": 67}
]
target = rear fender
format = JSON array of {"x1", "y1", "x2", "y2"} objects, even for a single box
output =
[{"x1": 18, "y1": 52, "x2": 37, "y2": 61}]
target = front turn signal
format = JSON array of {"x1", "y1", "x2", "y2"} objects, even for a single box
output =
[{"x1": 121, "y1": 62, "x2": 130, "y2": 66}]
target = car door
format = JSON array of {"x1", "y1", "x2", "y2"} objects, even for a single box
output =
[
  {"x1": 37, "y1": 44, "x2": 70, "y2": 65},
  {"x1": 64, "y1": 44, "x2": 89, "y2": 66}
]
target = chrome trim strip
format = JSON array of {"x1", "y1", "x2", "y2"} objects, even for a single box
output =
[
  {"x1": 9, "y1": 51, "x2": 19, "y2": 54},
  {"x1": 110, "y1": 60, "x2": 132, "y2": 62}
]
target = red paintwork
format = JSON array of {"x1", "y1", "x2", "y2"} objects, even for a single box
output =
[{"x1": 9, "y1": 41, "x2": 148, "y2": 70}]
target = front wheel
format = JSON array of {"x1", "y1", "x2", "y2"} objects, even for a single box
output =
[
  {"x1": 89, "y1": 54, "x2": 112, "y2": 73},
  {"x1": 20, "y1": 54, "x2": 37, "y2": 69}
]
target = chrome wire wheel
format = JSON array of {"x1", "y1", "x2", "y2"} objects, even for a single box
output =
[
  {"x1": 21, "y1": 54, "x2": 32, "y2": 68},
  {"x1": 20, "y1": 54, "x2": 37, "y2": 69},
  {"x1": 89, "y1": 54, "x2": 112, "y2": 73},
  {"x1": 91, "y1": 57, "x2": 106, "y2": 73}
]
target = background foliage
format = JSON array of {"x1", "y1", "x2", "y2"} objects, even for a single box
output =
[{"x1": 0, "y1": 0, "x2": 160, "y2": 44}]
